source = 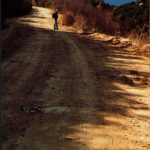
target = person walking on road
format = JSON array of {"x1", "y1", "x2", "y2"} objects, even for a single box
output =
[{"x1": 52, "y1": 10, "x2": 58, "y2": 30}]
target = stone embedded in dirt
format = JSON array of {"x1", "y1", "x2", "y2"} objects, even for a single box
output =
[{"x1": 111, "y1": 38, "x2": 121, "y2": 45}]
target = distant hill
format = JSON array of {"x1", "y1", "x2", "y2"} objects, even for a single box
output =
[{"x1": 113, "y1": 0, "x2": 149, "y2": 34}]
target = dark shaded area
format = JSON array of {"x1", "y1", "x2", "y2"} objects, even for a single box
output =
[
  {"x1": 1, "y1": 0, "x2": 32, "y2": 29},
  {"x1": 33, "y1": 0, "x2": 52, "y2": 7},
  {"x1": 2, "y1": 24, "x2": 36, "y2": 61}
]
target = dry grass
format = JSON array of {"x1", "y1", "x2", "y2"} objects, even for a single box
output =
[
  {"x1": 73, "y1": 15, "x2": 89, "y2": 33},
  {"x1": 128, "y1": 31, "x2": 149, "y2": 46},
  {"x1": 126, "y1": 31, "x2": 150, "y2": 57},
  {"x1": 62, "y1": 11, "x2": 75, "y2": 26},
  {"x1": 51, "y1": 0, "x2": 119, "y2": 34}
]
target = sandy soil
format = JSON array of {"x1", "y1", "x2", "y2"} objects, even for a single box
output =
[{"x1": 2, "y1": 7, "x2": 150, "y2": 150}]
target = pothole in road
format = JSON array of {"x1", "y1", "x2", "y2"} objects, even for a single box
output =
[
  {"x1": 21, "y1": 105, "x2": 70, "y2": 114},
  {"x1": 43, "y1": 106, "x2": 69, "y2": 113}
]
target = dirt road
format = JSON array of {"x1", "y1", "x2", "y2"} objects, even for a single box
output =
[{"x1": 2, "y1": 7, "x2": 150, "y2": 150}]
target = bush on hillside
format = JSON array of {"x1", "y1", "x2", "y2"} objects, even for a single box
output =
[
  {"x1": 73, "y1": 15, "x2": 89, "y2": 32},
  {"x1": 62, "y1": 11, "x2": 75, "y2": 26},
  {"x1": 113, "y1": 0, "x2": 149, "y2": 34},
  {"x1": 60, "y1": 0, "x2": 119, "y2": 34}
]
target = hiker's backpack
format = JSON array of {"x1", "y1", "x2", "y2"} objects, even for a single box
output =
[
  {"x1": 52, "y1": 13, "x2": 55, "y2": 19},
  {"x1": 52, "y1": 12, "x2": 58, "y2": 19}
]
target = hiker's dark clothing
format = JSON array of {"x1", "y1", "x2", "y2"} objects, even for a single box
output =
[
  {"x1": 52, "y1": 11, "x2": 58, "y2": 30},
  {"x1": 52, "y1": 12, "x2": 58, "y2": 20},
  {"x1": 54, "y1": 19, "x2": 58, "y2": 30}
]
